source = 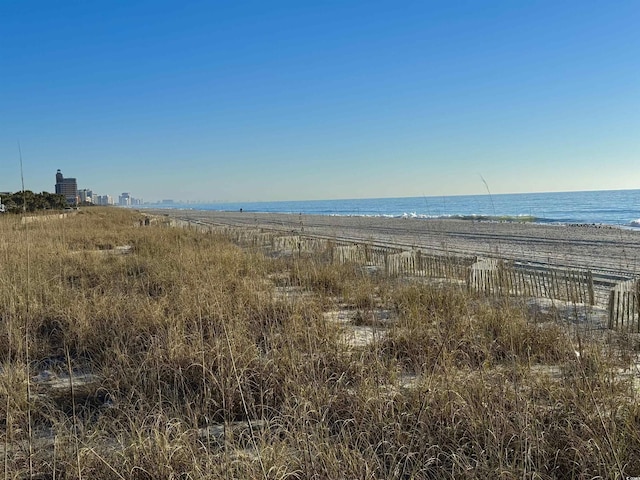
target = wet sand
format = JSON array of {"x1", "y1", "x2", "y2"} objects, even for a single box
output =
[{"x1": 150, "y1": 210, "x2": 640, "y2": 277}]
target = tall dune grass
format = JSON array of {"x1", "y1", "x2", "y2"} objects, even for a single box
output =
[{"x1": 1, "y1": 208, "x2": 639, "y2": 478}]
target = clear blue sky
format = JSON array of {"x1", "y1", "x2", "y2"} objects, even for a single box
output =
[{"x1": 1, "y1": 1, "x2": 638, "y2": 202}]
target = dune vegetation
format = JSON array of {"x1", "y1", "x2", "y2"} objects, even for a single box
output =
[{"x1": 1, "y1": 208, "x2": 640, "y2": 479}]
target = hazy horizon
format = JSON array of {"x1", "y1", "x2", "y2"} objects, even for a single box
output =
[
  {"x1": 130, "y1": 186, "x2": 640, "y2": 205},
  {"x1": 2, "y1": 1, "x2": 638, "y2": 202},
  {"x1": 4, "y1": 185, "x2": 640, "y2": 206}
]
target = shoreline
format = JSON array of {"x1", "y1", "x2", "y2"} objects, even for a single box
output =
[{"x1": 141, "y1": 206, "x2": 640, "y2": 229}]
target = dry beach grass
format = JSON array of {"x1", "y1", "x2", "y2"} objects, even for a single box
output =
[{"x1": 2, "y1": 208, "x2": 640, "y2": 478}]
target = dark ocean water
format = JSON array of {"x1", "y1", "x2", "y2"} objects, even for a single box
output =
[{"x1": 145, "y1": 189, "x2": 640, "y2": 228}]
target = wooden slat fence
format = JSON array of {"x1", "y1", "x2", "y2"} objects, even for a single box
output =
[
  {"x1": 331, "y1": 243, "x2": 401, "y2": 266},
  {"x1": 468, "y1": 260, "x2": 595, "y2": 305},
  {"x1": 332, "y1": 244, "x2": 368, "y2": 265},
  {"x1": 273, "y1": 235, "x2": 301, "y2": 253},
  {"x1": 299, "y1": 237, "x2": 329, "y2": 253},
  {"x1": 385, "y1": 250, "x2": 417, "y2": 277},
  {"x1": 608, "y1": 279, "x2": 640, "y2": 332},
  {"x1": 386, "y1": 250, "x2": 473, "y2": 279},
  {"x1": 233, "y1": 229, "x2": 272, "y2": 247},
  {"x1": 415, "y1": 250, "x2": 474, "y2": 279},
  {"x1": 468, "y1": 259, "x2": 502, "y2": 295},
  {"x1": 164, "y1": 218, "x2": 640, "y2": 331}
]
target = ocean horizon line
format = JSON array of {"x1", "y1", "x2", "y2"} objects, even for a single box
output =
[{"x1": 145, "y1": 187, "x2": 640, "y2": 206}]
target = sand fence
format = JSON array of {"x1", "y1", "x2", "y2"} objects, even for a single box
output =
[
  {"x1": 385, "y1": 249, "x2": 472, "y2": 279},
  {"x1": 161, "y1": 218, "x2": 638, "y2": 332},
  {"x1": 21, "y1": 212, "x2": 75, "y2": 224},
  {"x1": 608, "y1": 279, "x2": 640, "y2": 332},
  {"x1": 468, "y1": 259, "x2": 595, "y2": 305}
]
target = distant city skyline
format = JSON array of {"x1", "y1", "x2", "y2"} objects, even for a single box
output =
[
  {"x1": 1, "y1": 1, "x2": 638, "y2": 202},
  {"x1": 50, "y1": 168, "x2": 145, "y2": 206}
]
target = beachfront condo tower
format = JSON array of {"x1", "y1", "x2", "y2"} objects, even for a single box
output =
[{"x1": 55, "y1": 169, "x2": 78, "y2": 205}]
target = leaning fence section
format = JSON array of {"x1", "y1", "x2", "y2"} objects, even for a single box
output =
[
  {"x1": 467, "y1": 259, "x2": 502, "y2": 295},
  {"x1": 608, "y1": 279, "x2": 640, "y2": 332},
  {"x1": 332, "y1": 244, "x2": 368, "y2": 265},
  {"x1": 331, "y1": 243, "x2": 401, "y2": 267},
  {"x1": 385, "y1": 250, "x2": 472, "y2": 280},
  {"x1": 467, "y1": 260, "x2": 595, "y2": 305},
  {"x1": 506, "y1": 265, "x2": 594, "y2": 305}
]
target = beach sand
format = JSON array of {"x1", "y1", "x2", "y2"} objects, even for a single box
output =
[{"x1": 150, "y1": 210, "x2": 640, "y2": 277}]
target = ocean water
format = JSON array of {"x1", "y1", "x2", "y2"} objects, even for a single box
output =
[{"x1": 147, "y1": 189, "x2": 640, "y2": 228}]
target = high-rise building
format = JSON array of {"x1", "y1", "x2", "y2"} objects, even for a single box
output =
[
  {"x1": 54, "y1": 169, "x2": 78, "y2": 205},
  {"x1": 119, "y1": 193, "x2": 131, "y2": 206},
  {"x1": 95, "y1": 195, "x2": 113, "y2": 206},
  {"x1": 78, "y1": 189, "x2": 93, "y2": 204}
]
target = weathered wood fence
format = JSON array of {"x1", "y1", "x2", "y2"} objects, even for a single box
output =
[
  {"x1": 385, "y1": 250, "x2": 472, "y2": 279},
  {"x1": 332, "y1": 244, "x2": 368, "y2": 264},
  {"x1": 608, "y1": 279, "x2": 640, "y2": 332},
  {"x1": 467, "y1": 259, "x2": 595, "y2": 305},
  {"x1": 468, "y1": 259, "x2": 502, "y2": 295},
  {"x1": 21, "y1": 212, "x2": 74, "y2": 224},
  {"x1": 163, "y1": 218, "x2": 639, "y2": 332}
]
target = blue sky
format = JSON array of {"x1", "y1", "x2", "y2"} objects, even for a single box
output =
[{"x1": 1, "y1": 1, "x2": 638, "y2": 202}]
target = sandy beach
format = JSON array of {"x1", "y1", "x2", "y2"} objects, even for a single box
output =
[{"x1": 149, "y1": 210, "x2": 640, "y2": 278}]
